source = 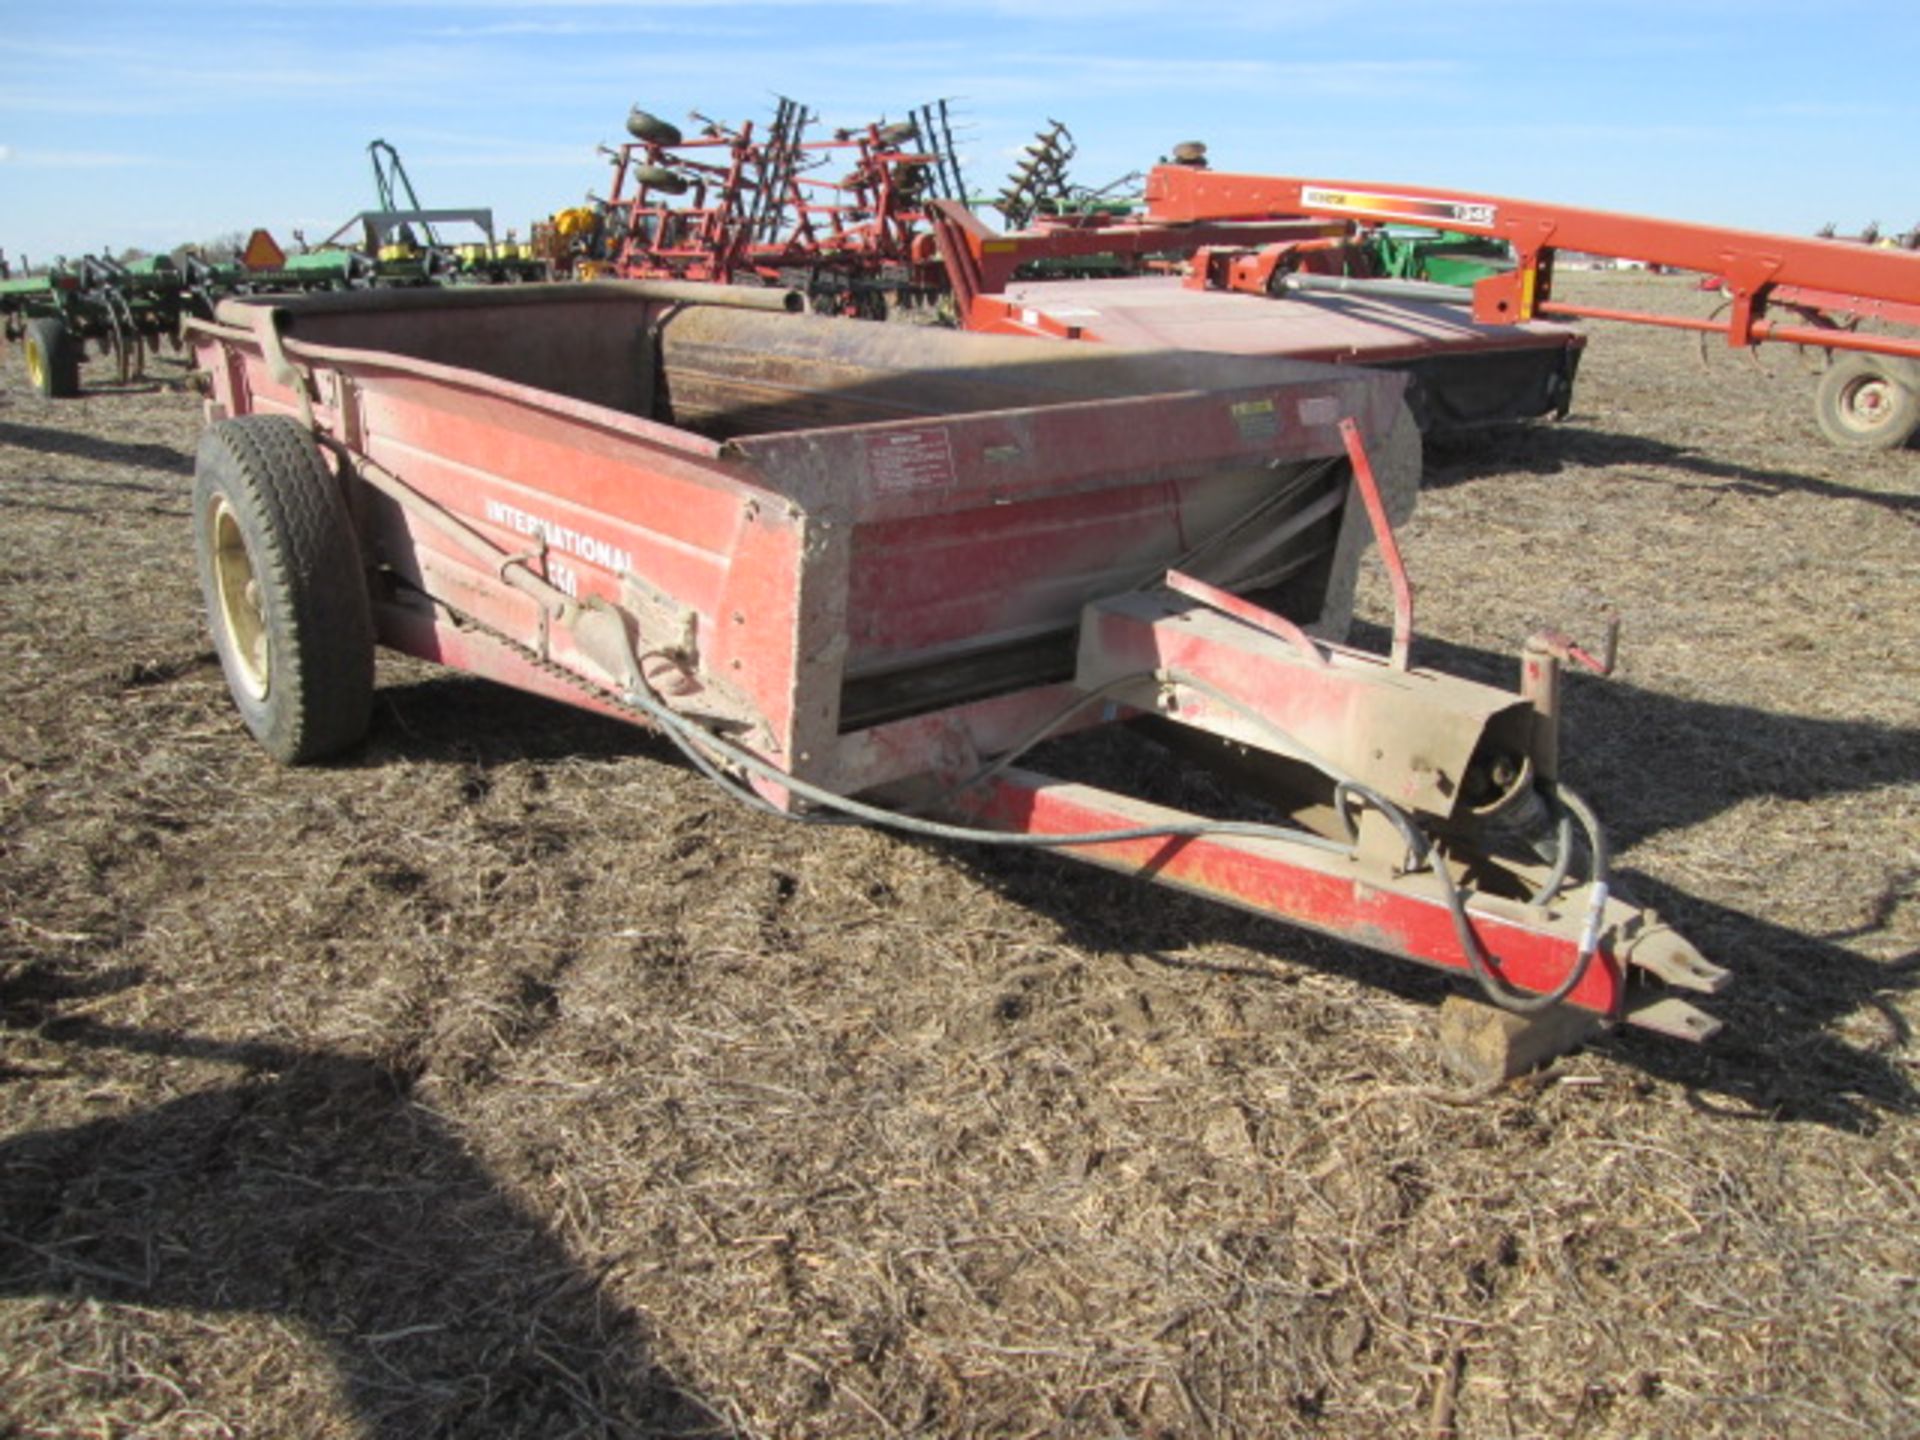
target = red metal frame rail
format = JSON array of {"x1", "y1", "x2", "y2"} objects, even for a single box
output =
[
  {"x1": 922, "y1": 198, "x2": 1347, "y2": 329},
  {"x1": 1144, "y1": 165, "x2": 1920, "y2": 361}
]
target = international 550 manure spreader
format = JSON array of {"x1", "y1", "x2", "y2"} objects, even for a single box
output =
[{"x1": 185, "y1": 283, "x2": 1727, "y2": 1069}]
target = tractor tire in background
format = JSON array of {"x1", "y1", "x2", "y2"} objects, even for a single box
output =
[
  {"x1": 22, "y1": 317, "x2": 80, "y2": 398},
  {"x1": 1813, "y1": 354, "x2": 1920, "y2": 450},
  {"x1": 192, "y1": 415, "x2": 375, "y2": 763}
]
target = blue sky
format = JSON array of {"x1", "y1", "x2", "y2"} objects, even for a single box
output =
[{"x1": 3, "y1": 0, "x2": 1915, "y2": 264}]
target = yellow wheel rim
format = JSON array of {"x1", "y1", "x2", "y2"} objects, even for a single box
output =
[
  {"x1": 24, "y1": 340, "x2": 45, "y2": 391},
  {"x1": 209, "y1": 494, "x2": 270, "y2": 700}
]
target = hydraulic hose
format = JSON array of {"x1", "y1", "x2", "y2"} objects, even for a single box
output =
[
  {"x1": 1434, "y1": 782, "x2": 1610, "y2": 1015},
  {"x1": 424, "y1": 575, "x2": 1604, "y2": 1013},
  {"x1": 619, "y1": 663, "x2": 1358, "y2": 857}
]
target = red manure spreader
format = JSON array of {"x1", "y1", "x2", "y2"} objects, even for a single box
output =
[{"x1": 184, "y1": 282, "x2": 1727, "y2": 1071}]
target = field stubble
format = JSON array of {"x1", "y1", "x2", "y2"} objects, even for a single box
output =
[{"x1": 1, "y1": 273, "x2": 1916, "y2": 1438}]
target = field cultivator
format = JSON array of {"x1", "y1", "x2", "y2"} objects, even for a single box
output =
[
  {"x1": 2, "y1": 254, "x2": 195, "y2": 395},
  {"x1": 0, "y1": 247, "x2": 362, "y2": 397},
  {"x1": 1144, "y1": 165, "x2": 1920, "y2": 451},
  {"x1": 990, "y1": 121, "x2": 1146, "y2": 231},
  {"x1": 593, "y1": 99, "x2": 964, "y2": 314},
  {"x1": 181, "y1": 283, "x2": 1728, "y2": 1073}
]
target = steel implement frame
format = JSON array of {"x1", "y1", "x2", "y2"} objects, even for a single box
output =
[
  {"x1": 606, "y1": 105, "x2": 959, "y2": 308},
  {"x1": 948, "y1": 576, "x2": 1725, "y2": 1036},
  {"x1": 925, "y1": 198, "x2": 1349, "y2": 332},
  {"x1": 951, "y1": 767, "x2": 1711, "y2": 1035},
  {"x1": 1144, "y1": 165, "x2": 1920, "y2": 362}
]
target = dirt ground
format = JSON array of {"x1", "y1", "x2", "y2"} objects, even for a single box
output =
[{"x1": 1, "y1": 272, "x2": 1916, "y2": 1439}]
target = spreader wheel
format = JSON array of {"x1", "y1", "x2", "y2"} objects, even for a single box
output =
[
  {"x1": 626, "y1": 108, "x2": 684, "y2": 146},
  {"x1": 1813, "y1": 354, "x2": 1920, "y2": 451},
  {"x1": 21, "y1": 317, "x2": 80, "y2": 398},
  {"x1": 192, "y1": 415, "x2": 375, "y2": 763}
]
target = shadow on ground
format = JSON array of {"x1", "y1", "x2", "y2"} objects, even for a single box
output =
[
  {"x1": 1425, "y1": 423, "x2": 1920, "y2": 515},
  {"x1": 0, "y1": 975, "x2": 736, "y2": 1439},
  {"x1": 0, "y1": 419, "x2": 194, "y2": 480},
  {"x1": 353, "y1": 653, "x2": 1919, "y2": 1133}
]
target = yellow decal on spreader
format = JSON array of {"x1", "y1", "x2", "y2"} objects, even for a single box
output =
[
  {"x1": 1301, "y1": 186, "x2": 1498, "y2": 231},
  {"x1": 1231, "y1": 398, "x2": 1278, "y2": 442}
]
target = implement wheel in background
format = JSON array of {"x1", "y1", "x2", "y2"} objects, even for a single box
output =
[
  {"x1": 626, "y1": 109, "x2": 683, "y2": 146},
  {"x1": 1813, "y1": 354, "x2": 1920, "y2": 451},
  {"x1": 192, "y1": 415, "x2": 375, "y2": 763},
  {"x1": 630, "y1": 164, "x2": 689, "y2": 196},
  {"x1": 22, "y1": 317, "x2": 80, "y2": 398}
]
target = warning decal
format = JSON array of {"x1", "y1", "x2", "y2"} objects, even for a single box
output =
[
  {"x1": 240, "y1": 228, "x2": 287, "y2": 271},
  {"x1": 867, "y1": 428, "x2": 959, "y2": 493},
  {"x1": 1230, "y1": 398, "x2": 1278, "y2": 444}
]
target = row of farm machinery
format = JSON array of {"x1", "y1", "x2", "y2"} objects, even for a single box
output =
[
  {"x1": 0, "y1": 138, "x2": 546, "y2": 398},
  {"x1": 553, "y1": 97, "x2": 1920, "y2": 448},
  {"x1": 8, "y1": 97, "x2": 1919, "y2": 450},
  {"x1": 8, "y1": 95, "x2": 1920, "y2": 1073}
]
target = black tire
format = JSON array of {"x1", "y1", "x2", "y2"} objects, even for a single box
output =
[
  {"x1": 626, "y1": 108, "x2": 683, "y2": 146},
  {"x1": 1814, "y1": 354, "x2": 1920, "y2": 450},
  {"x1": 192, "y1": 415, "x2": 375, "y2": 763},
  {"x1": 22, "y1": 316, "x2": 80, "y2": 398},
  {"x1": 630, "y1": 163, "x2": 689, "y2": 196}
]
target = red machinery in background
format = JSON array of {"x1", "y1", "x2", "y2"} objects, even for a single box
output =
[
  {"x1": 600, "y1": 101, "x2": 958, "y2": 314},
  {"x1": 923, "y1": 194, "x2": 1587, "y2": 435},
  {"x1": 1143, "y1": 165, "x2": 1920, "y2": 451}
]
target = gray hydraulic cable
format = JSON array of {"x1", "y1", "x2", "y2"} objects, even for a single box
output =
[
  {"x1": 953, "y1": 667, "x2": 1396, "y2": 864},
  {"x1": 614, "y1": 663, "x2": 1356, "y2": 855},
  {"x1": 1331, "y1": 779, "x2": 1429, "y2": 874},
  {"x1": 1432, "y1": 782, "x2": 1610, "y2": 1014},
  {"x1": 1525, "y1": 810, "x2": 1579, "y2": 907},
  {"x1": 396, "y1": 542, "x2": 1352, "y2": 855}
]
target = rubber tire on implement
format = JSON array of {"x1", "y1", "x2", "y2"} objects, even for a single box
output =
[
  {"x1": 192, "y1": 415, "x2": 375, "y2": 763},
  {"x1": 630, "y1": 164, "x2": 689, "y2": 196},
  {"x1": 626, "y1": 109, "x2": 683, "y2": 147},
  {"x1": 1813, "y1": 353, "x2": 1920, "y2": 450},
  {"x1": 22, "y1": 316, "x2": 80, "y2": 398}
]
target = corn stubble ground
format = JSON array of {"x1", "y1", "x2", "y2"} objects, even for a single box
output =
[{"x1": 1, "y1": 273, "x2": 1915, "y2": 1439}]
